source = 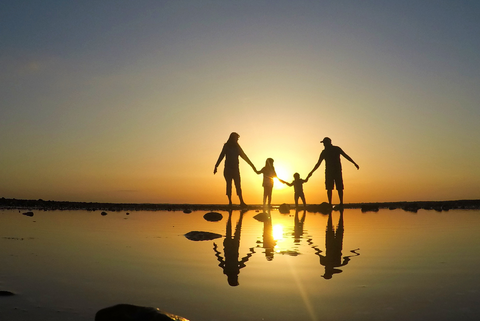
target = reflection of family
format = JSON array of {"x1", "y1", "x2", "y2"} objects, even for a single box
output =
[{"x1": 214, "y1": 132, "x2": 359, "y2": 207}]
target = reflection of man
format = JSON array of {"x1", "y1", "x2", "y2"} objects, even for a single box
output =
[
  {"x1": 311, "y1": 209, "x2": 359, "y2": 279},
  {"x1": 307, "y1": 137, "x2": 359, "y2": 205},
  {"x1": 213, "y1": 210, "x2": 255, "y2": 286}
]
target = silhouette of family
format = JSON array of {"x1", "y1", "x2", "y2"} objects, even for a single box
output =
[{"x1": 214, "y1": 132, "x2": 359, "y2": 207}]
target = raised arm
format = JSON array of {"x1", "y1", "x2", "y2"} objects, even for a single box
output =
[
  {"x1": 214, "y1": 145, "x2": 226, "y2": 174},
  {"x1": 340, "y1": 149, "x2": 359, "y2": 169}
]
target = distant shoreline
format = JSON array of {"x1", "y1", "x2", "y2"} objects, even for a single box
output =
[{"x1": 1, "y1": 197, "x2": 479, "y2": 213}]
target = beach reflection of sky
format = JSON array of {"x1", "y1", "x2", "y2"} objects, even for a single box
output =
[{"x1": 1, "y1": 208, "x2": 480, "y2": 321}]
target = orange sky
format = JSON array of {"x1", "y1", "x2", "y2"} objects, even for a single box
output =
[{"x1": 1, "y1": 2, "x2": 479, "y2": 204}]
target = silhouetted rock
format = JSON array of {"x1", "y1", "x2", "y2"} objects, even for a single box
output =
[
  {"x1": 22, "y1": 211, "x2": 34, "y2": 217},
  {"x1": 95, "y1": 304, "x2": 189, "y2": 321},
  {"x1": 183, "y1": 209, "x2": 192, "y2": 214},
  {"x1": 307, "y1": 202, "x2": 333, "y2": 214},
  {"x1": 361, "y1": 204, "x2": 379, "y2": 213},
  {"x1": 403, "y1": 204, "x2": 419, "y2": 213},
  {"x1": 101, "y1": 211, "x2": 107, "y2": 216},
  {"x1": 253, "y1": 212, "x2": 269, "y2": 222},
  {"x1": 279, "y1": 203, "x2": 290, "y2": 214},
  {"x1": 203, "y1": 212, "x2": 223, "y2": 222},
  {"x1": 0, "y1": 291, "x2": 15, "y2": 296},
  {"x1": 185, "y1": 231, "x2": 222, "y2": 241}
]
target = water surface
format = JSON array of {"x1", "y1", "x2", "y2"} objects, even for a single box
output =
[{"x1": 1, "y1": 208, "x2": 480, "y2": 320}]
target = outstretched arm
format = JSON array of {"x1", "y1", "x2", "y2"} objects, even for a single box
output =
[
  {"x1": 238, "y1": 145, "x2": 257, "y2": 172},
  {"x1": 213, "y1": 146, "x2": 226, "y2": 174},
  {"x1": 340, "y1": 149, "x2": 359, "y2": 169},
  {"x1": 307, "y1": 154, "x2": 324, "y2": 179},
  {"x1": 279, "y1": 179, "x2": 293, "y2": 186}
]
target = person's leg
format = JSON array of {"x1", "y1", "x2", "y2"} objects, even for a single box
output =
[
  {"x1": 294, "y1": 195, "x2": 299, "y2": 208},
  {"x1": 224, "y1": 172, "x2": 233, "y2": 206},
  {"x1": 325, "y1": 172, "x2": 334, "y2": 205},
  {"x1": 263, "y1": 187, "x2": 267, "y2": 207},
  {"x1": 266, "y1": 186, "x2": 272, "y2": 207},
  {"x1": 233, "y1": 172, "x2": 246, "y2": 206},
  {"x1": 338, "y1": 190, "x2": 344, "y2": 205},
  {"x1": 335, "y1": 172, "x2": 344, "y2": 205},
  {"x1": 300, "y1": 194, "x2": 306, "y2": 207}
]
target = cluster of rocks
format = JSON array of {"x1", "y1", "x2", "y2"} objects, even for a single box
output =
[
  {"x1": 356, "y1": 200, "x2": 480, "y2": 213},
  {"x1": 2, "y1": 197, "x2": 479, "y2": 214}
]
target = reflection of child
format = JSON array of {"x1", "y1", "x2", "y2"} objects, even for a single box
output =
[
  {"x1": 279, "y1": 173, "x2": 309, "y2": 208},
  {"x1": 256, "y1": 158, "x2": 277, "y2": 207}
]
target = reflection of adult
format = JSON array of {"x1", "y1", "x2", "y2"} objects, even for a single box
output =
[
  {"x1": 213, "y1": 210, "x2": 255, "y2": 286},
  {"x1": 214, "y1": 132, "x2": 257, "y2": 206},
  {"x1": 307, "y1": 137, "x2": 359, "y2": 205},
  {"x1": 311, "y1": 209, "x2": 360, "y2": 279}
]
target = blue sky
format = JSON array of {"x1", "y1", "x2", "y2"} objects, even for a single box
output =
[{"x1": 1, "y1": 1, "x2": 479, "y2": 204}]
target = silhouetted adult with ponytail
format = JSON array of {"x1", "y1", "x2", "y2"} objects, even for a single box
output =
[{"x1": 214, "y1": 132, "x2": 257, "y2": 206}]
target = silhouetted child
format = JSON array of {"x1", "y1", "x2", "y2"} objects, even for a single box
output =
[
  {"x1": 279, "y1": 173, "x2": 308, "y2": 208},
  {"x1": 256, "y1": 158, "x2": 277, "y2": 207}
]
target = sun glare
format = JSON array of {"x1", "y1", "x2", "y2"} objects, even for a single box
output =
[
  {"x1": 274, "y1": 166, "x2": 289, "y2": 189},
  {"x1": 272, "y1": 224, "x2": 284, "y2": 241}
]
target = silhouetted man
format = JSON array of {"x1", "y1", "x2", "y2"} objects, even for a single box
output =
[
  {"x1": 214, "y1": 132, "x2": 257, "y2": 206},
  {"x1": 307, "y1": 137, "x2": 359, "y2": 205}
]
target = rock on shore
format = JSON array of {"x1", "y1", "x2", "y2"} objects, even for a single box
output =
[{"x1": 95, "y1": 304, "x2": 189, "y2": 321}]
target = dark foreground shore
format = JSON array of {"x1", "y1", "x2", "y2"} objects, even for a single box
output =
[{"x1": 1, "y1": 197, "x2": 479, "y2": 214}]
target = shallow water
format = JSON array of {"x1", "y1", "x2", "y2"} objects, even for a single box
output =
[{"x1": 1, "y1": 207, "x2": 480, "y2": 321}]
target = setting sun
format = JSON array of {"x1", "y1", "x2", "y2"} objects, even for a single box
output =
[{"x1": 274, "y1": 165, "x2": 290, "y2": 189}]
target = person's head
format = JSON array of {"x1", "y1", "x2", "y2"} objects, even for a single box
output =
[
  {"x1": 265, "y1": 158, "x2": 274, "y2": 167},
  {"x1": 321, "y1": 137, "x2": 332, "y2": 147},
  {"x1": 293, "y1": 173, "x2": 300, "y2": 180},
  {"x1": 227, "y1": 132, "x2": 240, "y2": 145},
  {"x1": 227, "y1": 274, "x2": 239, "y2": 286}
]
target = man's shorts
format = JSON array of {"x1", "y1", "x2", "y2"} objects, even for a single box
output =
[{"x1": 325, "y1": 170, "x2": 344, "y2": 191}]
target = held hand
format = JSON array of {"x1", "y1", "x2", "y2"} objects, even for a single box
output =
[
  {"x1": 214, "y1": 167, "x2": 217, "y2": 174},
  {"x1": 355, "y1": 164, "x2": 360, "y2": 170}
]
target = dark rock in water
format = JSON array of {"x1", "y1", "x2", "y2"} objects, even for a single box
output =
[
  {"x1": 183, "y1": 209, "x2": 192, "y2": 214},
  {"x1": 278, "y1": 203, "x2": 290, "y2": 214},
  {"x1": 22, "y1": 211, "x2": 34, "y2": 217},
  {"x1": 203, "y1": 212, "x2": 223, "y2": 222},
  {"x1": 253, "y1": 212, "x2": 269, "y2": 222},
  {"x1": 307, "y1": 202, "x2": 333, "y2": 214},
  {"x1": 0, "y1": 291, "x2": 15, "y2": 296},
  {"x1": 101, "y1": 211, "x2": 107, "y2": 216},
  {"x1": 126, "y1": 212, "x2": 130, "y2": 215},
  {"x1": 185, "y1": 231, "x2": 222, "y2": 241},
  {"x1": 361, "y1": 204, "x2": 379, "y2": 213},
  {"x1": 95, "y1": 304, "x2": 189, "y2": 321}
]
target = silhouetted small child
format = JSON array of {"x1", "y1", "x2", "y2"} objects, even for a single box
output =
[
  {"x1": 256, "y1": 158, "x2": 277, "y2": 207},
  {"x1": 279, "y1": 173, "x2": 308, "y2": 208}
]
